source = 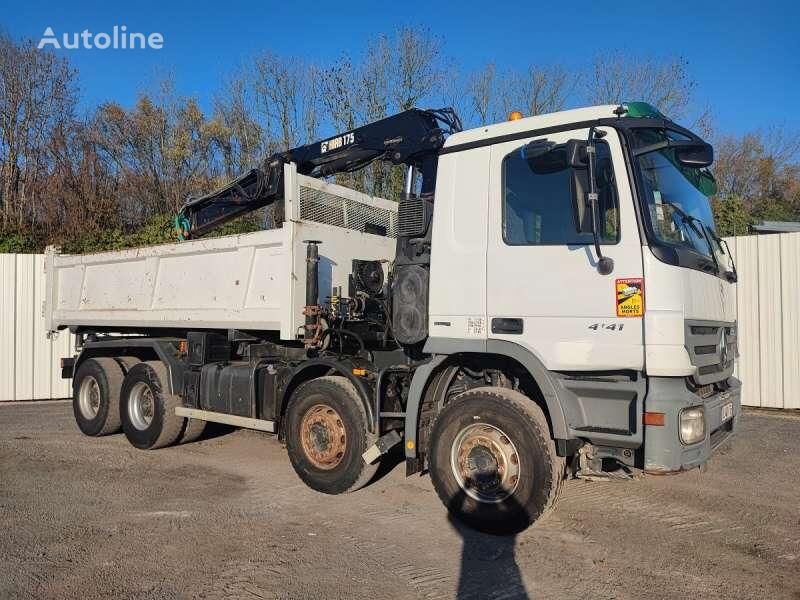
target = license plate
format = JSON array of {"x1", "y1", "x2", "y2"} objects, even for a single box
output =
[{"x1": 721, "y1": 402, "x2": 734, "y2": 422}]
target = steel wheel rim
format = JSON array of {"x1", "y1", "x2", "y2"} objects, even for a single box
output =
[
  {"x1": 300, "y1": 403, "x2": 347, "y2": 470},
  {"x1": 78, "y1": 376, "x2": 101, "y2": 419},
  {"x1": 128, "y1": 382, "x2": 155, "y2": 431},
  {"x1": 450, "y1": 423, "x2": 521, "y2": 504}
]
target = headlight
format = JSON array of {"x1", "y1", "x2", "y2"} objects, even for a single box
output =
[{"x1": 679, "y1": 406, "x2": 706, "y2": 445}]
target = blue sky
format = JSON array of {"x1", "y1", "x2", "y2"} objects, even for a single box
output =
[{"x1": 3, "y1": 0, "x2": 799, "y2": 135}]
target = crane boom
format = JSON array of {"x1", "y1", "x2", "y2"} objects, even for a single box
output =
[{"x1": 177, "y1": 107, "x2": 461, "y2": 239}]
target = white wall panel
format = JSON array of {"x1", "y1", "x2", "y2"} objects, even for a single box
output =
[
  {"x1": 730, "y1": 236, "x2": 761, "y2": 406},
  {"x1": 780, "y1": 234, "x2": 800, "y2": 409},
  {"x1": 33, "y1": 255, "x2": 51, "y2": 399},
  {"x1": 0, "y1": 254, "x2": 74, "y2": 401},
  {"x1": 0, "y1": 255, "x2": 16, "y2": 401},
  {"x1": 725, "y1": 232, "x2": 800, "y2": 409},
  {"x1": 757, "y1": 236, "x2": 783, "y2": 407},
  {"x1": 14, "y1": 254, "x2": 36, "y2": 401}
]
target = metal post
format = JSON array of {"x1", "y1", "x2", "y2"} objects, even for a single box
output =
[
  {"x1": 403, "y1": 165, "x2": 415, "y2": 198},
  {"x1": 303, "y1": 240, "x2": 322, "y2": 347}
]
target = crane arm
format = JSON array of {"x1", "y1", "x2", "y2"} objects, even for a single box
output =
[{"x1": 176, "y1": 107, "x2": 461, "y2": 239}]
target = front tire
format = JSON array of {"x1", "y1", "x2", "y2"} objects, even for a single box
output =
[
  {"x1": 429, "y1": 387, "x2": 565, "y2": 534},
  {"x1": 120, "y1": 361, "x2": 184, "y2": 450},
  {"x1": 72, "y1": 357, "x2": 125, "y2": 436},
  {"x1": 285, "y1": 376, "x2": 378, "y2": 494}
]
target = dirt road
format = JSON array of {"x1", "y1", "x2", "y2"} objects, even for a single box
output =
[{"x1": 1, "y1": 401, "x2": 798, "y2": 599}]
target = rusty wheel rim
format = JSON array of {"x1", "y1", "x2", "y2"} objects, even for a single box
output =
[
  {"x1": 450, "y1": 423, "x2": 521, "y2": 504},
  {"x1": 299, "y1": 403, "x2": 347, "y2": 470}
]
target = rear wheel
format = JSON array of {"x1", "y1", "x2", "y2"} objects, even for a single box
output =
[
  {"x1": 179, "y1": 416, "x2": 206, "y2": 444},
  {"x1": 429, "y1": 386, "x2": 565, "y2": 534},
  {"x1": 72, "y1": 357, "x2": 125, "y2": 436},
  {"x1": 285, "y1": 376, "x2": 378, "y2": 494},
  {"x1": 120, "y1": 361, "x2": 184, "y2": 450}
]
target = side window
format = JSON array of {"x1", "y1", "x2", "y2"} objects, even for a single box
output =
[{"x1": 502, "y1": 141, "x2": 619, "y2": 245}]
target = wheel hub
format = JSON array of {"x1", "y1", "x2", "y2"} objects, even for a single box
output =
[
  {"x1": 300, "y1": 404, "x2": 347, "y2": 470},
  {"x1": 451, "y1": 423, "x2": 521, "y2": 504},
  {"x1": 128, "y1": 382, "x2": 155, "y2": 431},
  {"x1": 78, "y1": 376, "x2": 101, "y2": 419}
]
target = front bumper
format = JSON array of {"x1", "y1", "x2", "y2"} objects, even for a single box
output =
[{"x1": 643, "y1": 376, "x2": 742, "y2": 473}]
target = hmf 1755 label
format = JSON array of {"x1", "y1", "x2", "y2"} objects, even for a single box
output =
[{"x1": 320, "y1": 132, "x2": 355, "y2": 154}]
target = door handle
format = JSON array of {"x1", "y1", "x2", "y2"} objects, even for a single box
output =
[{"x1": 491, "y1": 318, "x2": 523, "y2": 334}]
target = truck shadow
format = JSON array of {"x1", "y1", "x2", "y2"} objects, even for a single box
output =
[
  {"x1": 447, "y1": 491, "x2": 529, "y2": 599},
  {"x1": 195, "y1": 422, "x2": 237, "y2": 442},
  {"x1": 363, "y1": 444, "x2": 406, "y2": 487}
]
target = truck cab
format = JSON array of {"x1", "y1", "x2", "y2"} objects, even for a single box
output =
[{"x1": 421, "y1": 104, "x2": 740, "y2": 480}]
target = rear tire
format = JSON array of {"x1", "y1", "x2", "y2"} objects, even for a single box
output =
[
  {"x1": 115, "y1": 356, "x2": 141, "y2": 373},
  {"x1": 285, "y1": 376, "x2": 378, "y2": 494},
  {"x1": 120, "y1": 361, "x2": 184, "y2": 450},
  {"x1": 72, "y1": 357, "x2": 125, "y2": 436},
  {"x1": 179, "y1": 417, "x2": 206, "y2": 444},
  {"x1": 428, "y1": 386, "x2": 565, "y2": 534}
]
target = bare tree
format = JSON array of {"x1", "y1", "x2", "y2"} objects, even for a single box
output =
[
  {"x1": 0, "y1": 33, "x2": 77, "y2": 230},
  {"x1": 466, "y1": 63, "x2": 496, "y2": 126},
  {"x1": 251, "y1": 53, "x2": 321, "y2": 152},
  {"x1": 585, "y1": 52, "x2": 695, "y2": 118},
  {"x1": 212, "y1": 71, "x2": 264, "y2": 177},
  {"x1": 507, "y1": 65, "x2": 574, "y2": 117},
  {"x1": 391, "y1": 27, "x2": 445, "y2": 111},
  {"x1": 320, "y1": 28, "x2": 446, "y2": 198}
]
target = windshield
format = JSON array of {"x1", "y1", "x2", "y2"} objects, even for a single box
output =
[{"x1": 633, "y1": 129, "x2": 723, "y2": 264}]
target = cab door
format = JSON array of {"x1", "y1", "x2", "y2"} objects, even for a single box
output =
[{"x1": 486, "y1": 127, "x2": 644, "y2": 371}]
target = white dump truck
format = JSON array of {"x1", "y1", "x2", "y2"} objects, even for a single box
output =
[{"x1": 46, "y1": 103, "x2": 741, "y2": 533}]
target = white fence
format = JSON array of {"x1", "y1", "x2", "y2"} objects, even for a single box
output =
[
  {"x1": 1, "y1": 237, "x2": 799, "y2": 407},
  {"x1": 726, "y1": 232, "x2": 800, "y2": 410},
  {"x1": 1, "y1": 254, "x2": 73, "y2": 401}
]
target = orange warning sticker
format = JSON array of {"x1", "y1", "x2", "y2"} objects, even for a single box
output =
[{"x1": 616, "y1": 278, "x2": 644, "y2": 317}]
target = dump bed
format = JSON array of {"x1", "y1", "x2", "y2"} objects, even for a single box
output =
[{"x1": 44, "y1": 165, "x2": 397, "y2": 341}]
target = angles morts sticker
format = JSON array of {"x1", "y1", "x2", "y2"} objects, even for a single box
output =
[{"x1": 615, "y1": 278, "x2": 644, "y2": 317}]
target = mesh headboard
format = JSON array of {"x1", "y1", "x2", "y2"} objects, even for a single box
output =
[{"x1": 290, "y1": 167, "x2": 398, "y2": 238}]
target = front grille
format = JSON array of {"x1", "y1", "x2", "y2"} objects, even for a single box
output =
[{"x1": 685, "y1": 321, "x2": 738, "y2": 385}]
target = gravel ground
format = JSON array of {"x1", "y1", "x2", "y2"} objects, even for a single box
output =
[{"x1": 1, "y1": 401, "x2": 799, "y2": 600}]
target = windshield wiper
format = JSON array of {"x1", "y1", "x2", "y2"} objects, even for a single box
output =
[
  {"x1": 659, "y1": 199, "x2": 721, "y2": 275},
  {"x1": 706, "y1": 227, "x2": 738, "y2": 283},
  {"x1": 661, "y1": 199, "x2": 705, "y2": 238}
]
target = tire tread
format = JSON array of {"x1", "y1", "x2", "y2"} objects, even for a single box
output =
[{"x1": 429, "y1": 386, "x2": 565, "y2": 532}]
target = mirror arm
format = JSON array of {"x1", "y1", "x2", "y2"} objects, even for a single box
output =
[
  {"x1": 721, "y1": 238, "x2": 739, "y2": 283},
  {"x1": 586, "y1": 127, "x2": 614, "y2": 275}
]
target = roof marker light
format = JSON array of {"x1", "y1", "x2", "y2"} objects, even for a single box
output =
[{"x1": 618, "y1": 101, "x2": 664, "y2": 119}]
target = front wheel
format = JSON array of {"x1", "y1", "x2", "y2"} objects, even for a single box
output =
[
  {"x1": 429, "y1": 387, "x2": 565, "y2": 534},
  {"x1": 285, "y1": 376, "x2": 378, "y2": 494}
]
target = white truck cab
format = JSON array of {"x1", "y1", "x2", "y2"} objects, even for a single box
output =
[{"x1": 421, "y1": 103, "x2": 740, "y2": 479}]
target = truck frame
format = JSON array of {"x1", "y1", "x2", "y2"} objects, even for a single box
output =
[{"x1": 47, "y1": 102, "x2": 742, "y2": 533}]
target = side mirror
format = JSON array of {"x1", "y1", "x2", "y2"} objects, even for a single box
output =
[
  {"x1": 675, "y1": 143, "x2": 713, "y2": 167},
  {"x1": 570, "y1": 169, "x2": 592, "y2": 234},
  {"x1": 565, "y1": 139, "x2": 588, "y2": 168},
  {"x1": 524, "y1": 140, "x2": 568, "y2": 174}
]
